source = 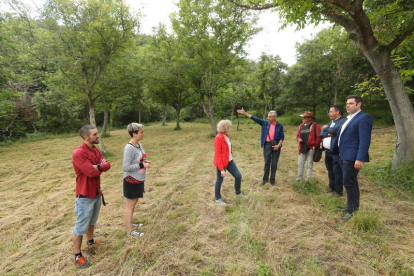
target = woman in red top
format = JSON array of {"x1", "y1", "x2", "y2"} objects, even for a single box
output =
[
  {"x1": 213, "y1": 120, "x2": 247, "y2": 206},
  {"x1": 295, "y1": 112, "x2": 322, "y2": 181}
]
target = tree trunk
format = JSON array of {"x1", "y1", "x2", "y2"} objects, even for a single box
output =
[
  {"x1": 87, "y1": 93, "x2": 97, "y2": 127},
  {"x1": 200, "y1": 96, "x2": 217, "y2": 135},
  {"x1": 110, "y1": 105, "x2": 116, "y2": 127},
  {"x1": 365, "y1": 50, "x2": 414, "y2": 169},
  {"x1": 162, "y1": 104, "x2": 167, "y2": 126},
  {"x1": 262, "y1": 90, "x2": 268, "y2": 119},
  {"x1": 175, "y1": 106, "x2": 182, "y2": 130},
  {"x1": 101, "y1": 106, "x2": 109, "y2": 137},
  {"x1": 333, "y1": 54, "x2": 341, "y2": 105},
  {"x1": 207, "y1": 112, "x2": 217, "y2": 135},
  {"x1": 138, "y1": 96, "x2": 142, "y2": 124}
]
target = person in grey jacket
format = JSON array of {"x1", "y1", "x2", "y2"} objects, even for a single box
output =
[{"x1": 122, "y1": 123, "x2": 152, "y2": 237}]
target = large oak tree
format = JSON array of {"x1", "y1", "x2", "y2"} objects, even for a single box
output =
[{"x1": 227, "y1": 0, "x2": 414, "y2": 169}]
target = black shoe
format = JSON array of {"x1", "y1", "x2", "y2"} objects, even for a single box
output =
[
  {"x1": 330, "y1": 192, "x2": 343, "y2": 198},
  {"x1": 341, "y1": 212, "x2": 354, "y2": 221},
  {"x1": 259, "y1": 181, "x2": 267, "y2": 187},
  {"x1": 270, "y1": 181, "x2": 276, "y2": 186},
  {"x1": 337, "y1": 207, "x2": 347, "y2": 212}
]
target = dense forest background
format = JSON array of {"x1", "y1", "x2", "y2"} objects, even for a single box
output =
[{"x1": 1, "y1": 0, "x2": 413, "y2": 142}]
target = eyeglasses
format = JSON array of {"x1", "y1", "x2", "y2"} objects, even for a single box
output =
[{"x1": 302, "y1": 116, "x2": 312, "y2": 119}]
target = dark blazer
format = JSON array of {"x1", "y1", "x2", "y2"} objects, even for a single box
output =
[
  {"x1": 319, "y1": 116, "x2": 347, "y2": 154},
  {"x1": 337, "y1": 111, "x2": 373, "y2": 162}
]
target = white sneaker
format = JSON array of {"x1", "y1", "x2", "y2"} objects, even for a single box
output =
[
  {"x1": 295, "y1": 178, "x2": 302, "y2": 181},
  {"x1": 130, "y1": 230, "x2": 144, "y2": 237},
  {"x1": 215, "y1": 198, "x2": 227, "y2": 206},
  {"x1": 132, "y1": 223, "x2": 143, "y2": 228},
  {"x1": 235, "y1": 193, "x2": 248, "y2": 199}
]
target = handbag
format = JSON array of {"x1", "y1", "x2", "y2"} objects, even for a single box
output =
[
  {"x1": 312, "y1": 123, "x2": 322, "y2": 162},
  {"x1": 313, "y1": 145, "x2": 323, "y2": 162}
]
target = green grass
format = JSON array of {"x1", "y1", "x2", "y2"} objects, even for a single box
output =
[
  {"x1": 0, "y1": 132, "x2": 78, "y2": 147},
  {"x1": 257, "y1": 261, "x2": 271, "y2": 276},
  {"x1": 315, "y1": 195, "x2": 343, "y2": 214},
  {"x1": 291, "y1": 179, "x2": 322, "y2": 195},
  {"x1": 364, "y1": 161, "x2": 414, "y2": 192},
  {"x1": 351, "y1": 210, "x2": 383, "y2": 232}
]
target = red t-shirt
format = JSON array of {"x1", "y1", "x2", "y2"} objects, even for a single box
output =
[{"x1": 72, "y1": 142, "x2": 111, "y2": 198}]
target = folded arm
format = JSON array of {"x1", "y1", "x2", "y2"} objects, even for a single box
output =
[{"x1": 73, "y1": 151, "x2": 102, "y2": 178}]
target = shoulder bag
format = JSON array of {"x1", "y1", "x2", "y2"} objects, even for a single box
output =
[{"x1": 312, "y1": 123, "x2": 322, "y2": 162}]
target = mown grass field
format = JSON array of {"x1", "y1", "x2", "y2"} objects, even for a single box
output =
[{"x1": 0, "y1": 123, "x2": 413, "y2": 276}]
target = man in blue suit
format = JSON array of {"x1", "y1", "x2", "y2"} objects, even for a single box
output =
[
  {"x1": 337, "y1": 95, "x2": 373, "y2": 221},
  {"x1": 319, "y1": 105, "x2": 347, "y2": 197}
]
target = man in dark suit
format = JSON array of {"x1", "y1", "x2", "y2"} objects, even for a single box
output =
[
  {"x1": 319, "y1": 105, "x2": 347, "y2": 197},
  {"x1": 337, "y1": 95, "x2": 373, "y2": 221}
]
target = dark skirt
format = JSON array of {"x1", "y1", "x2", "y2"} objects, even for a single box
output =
[{"x1": 123, "y1": 178, "x2": 145, "y2": 199}]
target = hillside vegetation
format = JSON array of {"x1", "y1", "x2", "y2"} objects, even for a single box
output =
[{"x1": 0, "y1": 123, "x2": 413, "y2": 276}]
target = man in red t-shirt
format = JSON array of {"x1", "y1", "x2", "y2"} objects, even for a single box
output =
[{"x1": 71, "y1": 125, "x2": 111, "y2": 269}]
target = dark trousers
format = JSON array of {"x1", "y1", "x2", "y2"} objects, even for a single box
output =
[
  {"x1": 339, "y1": 159, "x2": 360, "y2": 213},
  {"x1": 215, "y1": 160, "x2": 242, "y2": 200},
  {"x1": 263, "y1": 142, "x2": 281, "y2": 183},
  {"x1": 325, "y1": 151, "x2": 343, "y2": 194}
]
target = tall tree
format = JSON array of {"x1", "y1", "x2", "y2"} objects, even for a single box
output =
[
  {"x1": 148, "y1": 25, "x2": 193, "y2": 130},
  {"x1": 256, "y1": 53, "x2": 287, "y2": 118},
  {"x1": 95, "y1": 36, "x2": 148, "y2": 135},
  {"x1": 0, "y1": 6, "x2": 51, "y2": 140},
  {"x1": 171, "y1": 0, "x2": 259, "y2": 134},
  {"x1": 43, "y1": 0, "x2": 137, "y2": 151},
  {"x1": 227, "y1": 0, "x2": 414, "y2": 169}
]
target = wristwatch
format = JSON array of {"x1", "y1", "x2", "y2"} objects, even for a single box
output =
[{"x1": 97, "y1": 164, "x2": 101, "y2": 171}]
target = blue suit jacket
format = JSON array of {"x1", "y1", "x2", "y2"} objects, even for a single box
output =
[
  {"x1": 319, "y1": 116, "x2": 347, "y2": 154},
  {"x1": 250, "y1": 116, "x2": 285, "y2": 148},
  {"x1": 337, "y1": 111, "x2": 373, "y2": 162}
]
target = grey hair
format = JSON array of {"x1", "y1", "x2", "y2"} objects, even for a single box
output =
[
  {"x1": 127, "y1": 122, "x2": 144, "y2": 137},
  {"x1": 269, "y1": 110, "x2": 277, "y2": 117},
  {"x1": 217, "y1": 119, "x2": 232, "y2": 133},
  {"x1": 79, "y1": 125, "x2": 96, "y2": 138}
]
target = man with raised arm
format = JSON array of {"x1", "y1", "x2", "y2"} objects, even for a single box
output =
[{"x1": 237, "y1": 108, "x2": 284, "y2": 186}]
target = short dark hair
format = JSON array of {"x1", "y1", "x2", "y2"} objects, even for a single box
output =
[
  {"x1": 79, "y1": 125, "x2": 96, "y2": 138},
  {"x1": 330, "y1": 105, "x2": 344, "y2": 116},
  {"x1": 346, "y1": 95, "x2": 363, "y2": 106},
  {"x1": 127, "y1": 123, "x2": 144, "y2": 137}
]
